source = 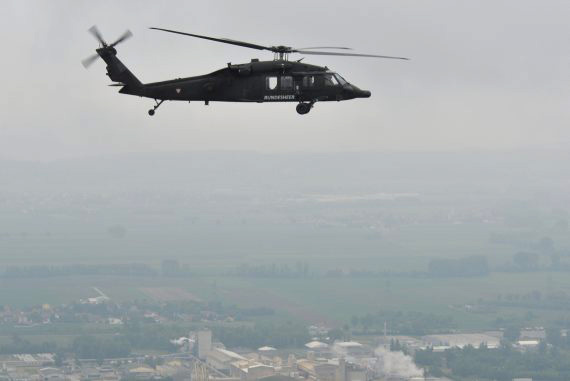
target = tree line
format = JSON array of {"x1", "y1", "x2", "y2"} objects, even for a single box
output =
[
  {"x1": 0, "y1": 318, "x2": 310, "y2": 358},
  {"x1": 427, "y1": 255, "x2": 489, "y2": 277},
  {"x1": 0, "y1": 324, "x2": 180, "y2": 359},
  {"x1": 2, "y1": 264, "x2": 158, "y2": 278},
  {"x1": 230, "y1": 262, "x2": 310, "y2": 278},
  {"x1": 415, "y1": 343, "x2": 570, "y2": 380}
]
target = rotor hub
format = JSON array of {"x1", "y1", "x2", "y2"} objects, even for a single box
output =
[{"x1": 271, "y1": 45, "x2": 293, "y2": 53}]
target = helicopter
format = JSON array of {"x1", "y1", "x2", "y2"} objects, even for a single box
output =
[{"x1": 82, "y1": 26, "x2": 409, "y2": 115}]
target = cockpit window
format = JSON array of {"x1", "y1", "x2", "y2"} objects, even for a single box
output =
[
  {"x1": 334, "y1": 73, "x2": 348, "y2": 86},
  {"x1": 323, "y1": 73, "x2": 339, "y2": 86}
]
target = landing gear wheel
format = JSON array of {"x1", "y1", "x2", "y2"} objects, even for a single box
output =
[
  {"x1": 296, "y1": 103, "x2": 312, "y2": 115},
  {"x1": 148, "y1": 99, "x2": 164, "y2": 116}
]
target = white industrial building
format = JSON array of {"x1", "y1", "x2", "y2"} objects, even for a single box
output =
[
  {"x1": 333, "y1": 341, "x2": 369, "y2": 357},
  {"x1": 231, "y1": 362, "x2": 275, "y2": 381},
  {"x1": 297, "y1": 358, "x2": 366, "y2": 381},
  {"x1": 207, "y1": 348, "x2": 247, "y2": 373},
  {"x1": 198, "y1": 330, "x2": 213, "y2": 360},
  {"x1": 422, "y1": 332, "x2": 501, "y2": 349}
]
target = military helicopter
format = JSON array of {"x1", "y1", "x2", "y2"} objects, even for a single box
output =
[{"x1": 82, "y1": 26, "x2": 409, "y2": 115}]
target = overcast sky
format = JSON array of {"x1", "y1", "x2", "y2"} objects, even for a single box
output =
[{"x1": 1, "y1": 0, "x2": 569, "y2": 161}]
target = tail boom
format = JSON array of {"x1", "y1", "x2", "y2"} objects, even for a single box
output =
[{"x1": 96, "y1": 47, "x2": 143, "y2": 93}]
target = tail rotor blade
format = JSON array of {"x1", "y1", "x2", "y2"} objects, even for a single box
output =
[
  {"x1": 88, "y1": 25, "x2": 106, "y2": 46},
  {"x1": 81, "y1": 53, "x2": 100, "y2": 68},
  {"x1": 110, "y1": 30, "x2": 133, "y2": 47}
]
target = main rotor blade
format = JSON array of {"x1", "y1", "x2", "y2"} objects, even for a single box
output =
[
  {"x1": 150, "y1": 27, "x2": 271, "y2": 51},
  {"x1": 295, "y1": 46, "x2": 352, "y2": 50},
  {"x1": 110, "y1": 30, "x2": 133, "y2": 47},
  {"x1": 296, "y1": 50, "x2": 410, "y2": 60},
  {"x1": 88, "y1": 25, "x2": 106, "y2": 46},
  {"x1": 81, "y1": 53, "x2": 100, "y2": 68}
]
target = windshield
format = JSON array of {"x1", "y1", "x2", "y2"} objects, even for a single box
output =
[{"x1": 333, "y1": 73, "x2": 348, "y2": 86}]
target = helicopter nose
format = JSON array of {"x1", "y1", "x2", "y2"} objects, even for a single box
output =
[{"x1": 342, "y1": 85, "x2": 371, "y2": 100}]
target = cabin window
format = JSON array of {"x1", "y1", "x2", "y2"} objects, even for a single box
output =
[
  {"x1": 281, "y1": 76, "x2": 293, "y2": 90},
  {"x1": 266, "y1": 76, "x2": 278, "y2": 90},
  {"x1": 302, "y1": 76, "x2": 315, "y2": 87}
]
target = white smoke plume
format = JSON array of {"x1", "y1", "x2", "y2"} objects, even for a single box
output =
[
  {"x1": 374, "y1": 347, "x2": 423, "y2": 379},
  {"x1": 331, "y1": 341, "x2": 351, "y2": 362}
]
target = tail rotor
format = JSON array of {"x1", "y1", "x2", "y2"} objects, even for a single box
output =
[{"x1": 82, "y1": 25, "x2": 133, "y2": 68}]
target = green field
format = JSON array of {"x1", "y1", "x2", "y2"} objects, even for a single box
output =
[
  {"x1": 2, "y1": 206, "x2": 569, "y2": 334},
  {"x1": 2, "y1": 270, "x2": 569, "y2": 332}
]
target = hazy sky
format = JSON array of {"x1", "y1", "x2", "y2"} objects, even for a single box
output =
[{"x1": 1, "y1": 1, "x2": 569, "y2": 160}]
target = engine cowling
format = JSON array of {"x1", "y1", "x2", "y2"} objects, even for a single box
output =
[{"x1": 228, "y1": 63, "x2": 252, "y2": 76}]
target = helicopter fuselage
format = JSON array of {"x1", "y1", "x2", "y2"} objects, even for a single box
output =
[{"x1": 120, "y1": 59, "x2": 371, "y2": 104}]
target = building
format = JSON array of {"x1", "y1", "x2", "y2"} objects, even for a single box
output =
[
  {"x1": 208, "y1": 348, "x2": 247, "y2": 373},
  {"x1": 308, "y1": 325, "x2": 330, "y2": 337},
  {"x1": 156, "y1": 360, "x2": 189, "y2": 381},
  {"x1": 297, "y1": 360, "x2": 337, "y2": 381},
  {"x1": 520, "y1": 329, "x2": 545, "y2": 340},
  {"x1": 377, "y1": 336, "x2": 427, "y2": 353},
  {"x1": 333, "y1": 342, "x2": 369, "y2": 357},
  {"x1": 39, "y1": 367, "x2": 66, "y2": 381},
  {"x1": 516, "y1": 340, "x2": 540, "y2": 351},
  {"x1": 422, "y1": 332, "x2": 502, "y2": 349},
  {"x1": 297, "y1": 358, "x2": 367, "y2": 381},
  {"x1": 198, "y1": 330, "x2": 213, "y2": 360},
  {"x1": 124, "y1": 365, "x2": 156, "y2": 380},
  {"x1": 336, "y1": 359, "x2": 366, "y2": 381},
  {"x1": 305, "y1": 341, "x2": 329, "y2": 352},
  {"x1": 1, "y1": 354, "x2": 55, "y2": 368},
  {"x1": 231, "y1": 363, "x2": 275, "y2": 381}
]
